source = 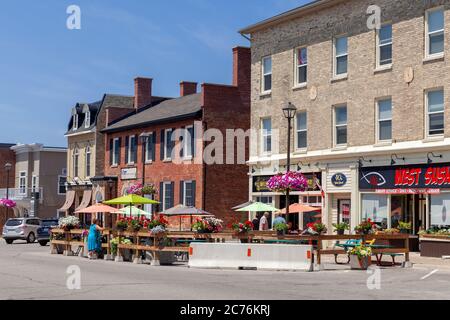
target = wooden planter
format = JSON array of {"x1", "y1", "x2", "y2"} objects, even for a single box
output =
[
  {"x1": 420, "y1": 235, "x2": 450, "y2": 258},
  {"x1": 349, "y1": 255, "x2": 371, "y2": 270}
]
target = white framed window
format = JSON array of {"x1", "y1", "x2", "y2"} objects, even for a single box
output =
[
  {"x1": 376, "y1": 98, "x2": 392, "y2": 142},
  {"x1": 73, "y1": 149, "x2": 79, "y2": 177},
  {"x1": 261, "y1": 118, "x2": 272, "y2": 154},
  {"x1": 127, "y1": 135, "x2": 136, "y2": 164},
  {"x1": 425, "y1": 7, "x2": 445, "y2": 58},
  {"x1": 31, "y1": 175, "x2": 38, "y2": 193},
  {"x1": 334, "y1": 105, "x2": 347, "y2": 146},
  {"x1": 426, "y1": 89, "x2": 445, "y2": 137},
  {"x1": 112, "y1": 138, "x2": 120, "y2": 166},
  {"x1": 334, "y1": 36, "x2": 348, "y2": 77},
  {"x1": 85, "y1": 111, "x2": 91, "y2": 128},
  {"x1": 19, "y1": 171, "x2": 27, "y2": 195},
  {"x1": 162, "y1": 182, "x2": 173, "y2": 211},
  {"x1": 362, "y1": 194, "x2": 389, "y2": 229},
  {"x1": 256, "y1": 196, "x2": 273, "y2": 205},
  {"x1": 164, "y1": 129, "x2": 174, "y2": 160},
  {"x1": 144, "y1": 132, "x2": 154, "y2": 163},
  {"x1": 72, "y1": 114, "x2": 78, "y2": 131},
  {"x1": 184, "y1": 125, "x2": 194, "y2": 159},
  {"x1": 296, "y1": 111, "x2": 307, "y2": 150},
  {"x1": 85, "y1": 146, "x2": 91, "y2": 177},
  {"x1": 261, "y1": 56, "x2": 272, "y2": 93},
  {"x1": 376, "y1": 24, "x2": 392, "y2": 67},
  {"x1": 57, "y1": 176, "x2": 67, "y2": 195},
  {"x1": 430, "y1": 194, "x2": 450, "y2": 228},
  {"x1": 295, "y1": 47, "x2": 307, "y2": 85},
  {"x1": 182, "y1": 181, "x2": 195, "y2": 207}
]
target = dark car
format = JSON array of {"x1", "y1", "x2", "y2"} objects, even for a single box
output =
[{"x1": 36, "y1": 219, "x2": 59, "y2": 246}]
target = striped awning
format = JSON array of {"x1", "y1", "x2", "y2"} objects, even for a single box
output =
[
  {"x1": 75, "y1": 190, "x2": 92, "y2": 212},
  {"x1": 58, "y1": 190, "x2": 76, "y2": 211}
]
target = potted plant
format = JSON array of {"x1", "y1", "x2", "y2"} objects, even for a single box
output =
[
  {"x1": 348, "y1": 245, "x2": 372, "y2": 270},
  {"x1": 116, "y1": 218, "x2": 129, "y2": 232},
  {"x1": 355, "y1": 219, "x2": 376, "y2": 235},
  {"x1": 333, "y1": 222, "x2": 350, "y2": 235},
  {"x1": 110, "y1": 237, "x2": 132, "y2": 261},
  {"x1": 306, "y1": 222, "x2": 327, "y2": 235},
  {"x1": 0, "y1": 198, "x2": 17, "y2": 208},
  {"x1": 192, "y1": 217, "x2": 223, "y2": 234},
  {"x1": 141, "y1": 184, "x2": 157, "y2": 195},
  {"x1": 147, "y1": 216, "x2": 168, "y2": 230},
  {"x1": 274, "y1": 222, "x2": 288, "y2": 236},
  {"x1": 230, "y1": 220, "x2": 253, "y2": 243},
  {"x1": 58, "y1": 216, "x2": 80, "y2": 231},
  {"x1": 398, "y1": 221, "x2": 412, "y2": 234}
]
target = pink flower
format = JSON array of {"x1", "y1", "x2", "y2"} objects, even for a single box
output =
[
  {"x1": 0, "y1": 199, "x2": 16, "y2": 208},
  {"x1": 267, "y1": 171, "x2": 308, "y2": 193}
]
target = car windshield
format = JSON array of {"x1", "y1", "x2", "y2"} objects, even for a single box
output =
[
  {"x1": 42, "y1": 220, "x2": 58, "y2": 227},
  {"x1": 6, "y1": 219, "x2": 23, "y2": 227}
]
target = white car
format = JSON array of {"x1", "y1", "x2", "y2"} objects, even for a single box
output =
[{"x1": 2, "y1": 218, "x2": 41, "y2": 244}]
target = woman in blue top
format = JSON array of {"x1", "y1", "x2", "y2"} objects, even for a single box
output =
[{"x1": 87, "y1": 218, "x2": 104, "y2": 259}]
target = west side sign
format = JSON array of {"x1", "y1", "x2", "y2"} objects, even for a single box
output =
[{"x1": 359, "y1": 163, "x2": 450, "y2": 194}]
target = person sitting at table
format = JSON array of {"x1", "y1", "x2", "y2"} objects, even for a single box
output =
[
  {"x1": 272, "y1": 213, "x2": 286, "y2": 228},
  {"x1": 87, "y1": 218, "x2": 104, "y2": 260}
]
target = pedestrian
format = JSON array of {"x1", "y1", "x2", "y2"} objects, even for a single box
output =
[
  {"x1": 259, "y1": 212, "x2": 270, "y2": 231},
  {"x1": 87, "y1": 218, "x2": 104, "y2": 259},
  {"x1": 272, "y1": 213, "x2": 286, "y2": 227},
  {"x1": 252, "y1": 213, "x2": 260, "y2": 231}
]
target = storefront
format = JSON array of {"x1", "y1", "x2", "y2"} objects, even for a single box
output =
[{"x1": 359, "y1": 162, "x2": 450, "y2": 233}]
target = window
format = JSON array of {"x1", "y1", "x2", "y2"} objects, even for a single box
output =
[
  {"x1": 295, "y1": 47, "x2": 307, "y2": 85},
  {"x1": 112, "y1": 138, "x2": 120, "y2": 166},
  {"x1": 58, "y1": 176, "x2": 67, "y2": 195},
  {"x1": 334, "y1": 106, "x2": 347, "y2": 146},
  {"x1": 127, "y1": 136, "x2": 137, "y2": 164},
  {"x1": 427, "y1": 89, "x2": 444, "y2": 136},
  {"x1": 31, "y1": 175, "x2": 38, "y2": 193},
  {"x1": 19, "y1": 171, "x2": 27, "y2": 195},
  {"x1": 426, "y1": 8, "x2": 444, "y2": 57},
  {"x1": 162, "y1": 182, "x2": 173, "y2": 211},
  {"x1": 144, "y1": 133, "x2": 154, "y2": 163},
  {"x1": 256, "y1": 196, "x2": 273, "y2": 205},
  {"x1": 362, "y1": 194, "x2": 388, "y2": 229},
  {"x1": 182, "y1": 181, "x2": 195, "y2": 207},
  {"x1": 377, "y1": 24, "x2": 392, "y2": 67},
  {"x1": 261, "y1": 118, "x2": 272, "y2": 154},
  {"x1": 73, "y1": 149, "x2": 79, "y2": 177},
  {"x1": 296, "y1": 112, "x2": 307, "y2": 150},
  {"x1": 334, "y1": 36, "x2": 348, "y2": 76},
  {"x1": 72, "y1": 114, "x2": 78, "y2": 131},
  {"x1": 85, "y1": 147, "x2": 91, "y2": 177},
  {"x1": 184, "y1": 126, "x2": 194, "y2": 158},
  {"x1": 377, "y1": 99, "x2": 392, "y2": 141},
  {"x1": 262, "y1": 56, "x2": 272, "y2": 92},
  {"x1": 430, "y1": 194, "x2": 450, "y2": 228},
  {"x1": 164, "y1": 129, "x2": 174, "y2": 160},
  {"x1": 85, "y1": 111, "x2": 91, "y2": 128}
]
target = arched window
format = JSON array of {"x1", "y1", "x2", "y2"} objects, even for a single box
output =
[
  {"x1": 85, "y1": 146, "x2": 91, "y2": 177},
  {"x1": 85, "y1": 111, "x2": 91, "y2": 128},
  {"x1": 73, "y1": 148, "x2": 79, "y2": 178}
]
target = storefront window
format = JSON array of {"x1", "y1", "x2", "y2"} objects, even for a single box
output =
[
  {"x1": 391, "y1": 195, "x2": 413, "y2": 230},
  {"x1": 362, "y1": 194, "x2": 388, "y2": 229},
  {"x1": 430, "y1": 194, "x2": 450, "y2": 228}
]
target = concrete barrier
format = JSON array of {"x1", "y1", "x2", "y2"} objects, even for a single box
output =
[{"x1": 188, "y1": 243, "x2": 314, "y2": 271}]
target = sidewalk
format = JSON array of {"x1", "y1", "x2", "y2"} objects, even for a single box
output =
[{"x1": 410, "y1": 252, "x2": 450, "y2": 270}]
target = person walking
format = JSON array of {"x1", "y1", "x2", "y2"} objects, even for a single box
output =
[
  {"x1": 259, "y1": 212, "x2": 270, "y2": 231},
  {"x1": 87, "y1": 218, "x2": 104, "y2": 259},
  {"x1": 252, "y1": 213, "x2": 260, "y2": 231}
]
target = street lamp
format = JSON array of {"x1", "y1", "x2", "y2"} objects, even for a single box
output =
[
  {"x1": 139, "y1": 132, "x2": 150, "y2": 185},
  {"x1": 4, "y1": 163, "x2": 12, "y2": 200},
  {"x1": 282, "y1": 102, "x2": 297, "y2": 217}
]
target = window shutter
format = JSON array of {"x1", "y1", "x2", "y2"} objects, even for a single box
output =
[
  {"x1": 179, "y1": 181, "x2": 184, "y2": 205},
  {"x1": 180, "y1": 127, "x2": 185, "y2": 158},
  {"x1": 142, "y1": 137, "x2": 146, "y2": 162},
  {"x1": 171, "y1": 128, "x2": 176, "y2": 155},
  {"x1": 125, "y1": 136, "x2": 129, "y2": 164},
  {"x1": 191, "y1": 126, "x2": 195, "y2": 157},
  {"x1": 192, "y1": 181, "x2": 196, "y2": 207},
  {"x1": 117, "y1": 137, "x2": 122, "y2": 165},
  {"x1": 160, "y1": 130, "x2": 165, "y2": 160},
  {"x1": 170, "y1": 181, "x2": 175, "y2": 209},
  {"x1": 109, "y1": 139, "x2": 113, "y2": 165},
  {"x1": 159, "y1": 182, "x2": 164, "y2": 211},
  {"x1": 133, "y1": 135, "x2": 138, "y2": 163},
  {"x1": 151, "y1": 133, "x2": 156, "y2": 161}
]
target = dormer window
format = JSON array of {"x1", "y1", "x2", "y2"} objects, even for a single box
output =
[
  {"x1": 85, "y1": 111, "x2": 91, "y2": 128},
  {"x1": 72, "y1": 114, "x2": 79, "y2": 131}
]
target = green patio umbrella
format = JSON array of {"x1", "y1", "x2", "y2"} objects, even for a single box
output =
[
  {"x1": 104, "y1": 194, "x2": 159, "y2": 217},
  {"x1": 113, "y1": 206, "x2": 152, "y2": 218},
  {"x1": 235, "y1": 202, "x2": 278, "y2": 212}
]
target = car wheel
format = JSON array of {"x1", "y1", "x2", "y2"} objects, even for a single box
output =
[
  {"x1": 27, "y1": 232, "x2": 36, "y2": 243},
  {"x1": 5, "y1": 239, "x2": 13, "y2": 244},
  {"x1": 38, "y1": 240, "x2": 48, "y2": 246}
]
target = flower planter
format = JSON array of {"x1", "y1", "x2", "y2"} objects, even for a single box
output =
[
  {"x1": 349, "y1": 255, "x2": 371, "y2": 270},
  {"x1": 121, "y1": 249, "x2": 132, "y2": 262},
  {"x1": 276, "y1": 230, "x2": 285, "y2": 236},
  {"x1": 336, "y1": 230, "x2": 345, "y2": 236}
]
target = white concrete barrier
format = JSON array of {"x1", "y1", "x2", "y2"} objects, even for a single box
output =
[{"x1": 188, "y1": 243, "x2": 313, "y2": 271}]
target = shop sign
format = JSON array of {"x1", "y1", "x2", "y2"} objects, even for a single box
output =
[
  {"x1": 375, "y1": 189, "x2": 441, "y2": 195},
  {"x1": 252, "y1": 173, "x2": 322, "y2": 193},
  {"x1": 359, "y1": 162, "x2": 450, "y2": 191},
  {"x1": 331, "y1": 173, "x2": 347, "y2": 187},
  {"x1": 121, "y1": 168, "x2": 137, "y2": 180}
]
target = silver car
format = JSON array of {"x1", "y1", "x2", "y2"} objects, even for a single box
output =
[{"x1": 2, "y1": 218, "x2": 41, "y2": 244}]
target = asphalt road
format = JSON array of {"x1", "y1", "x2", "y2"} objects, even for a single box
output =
[{"x1": 0, "y1": 239, "x2": 449, "y2": 300}]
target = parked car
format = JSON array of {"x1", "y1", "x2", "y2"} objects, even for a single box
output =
[
  {"x1": 2, "y1": 218, "x2": 42, "y2": 244},
  {"x1": 36, "y1": 219, "x2": 59, "y2": 246}
]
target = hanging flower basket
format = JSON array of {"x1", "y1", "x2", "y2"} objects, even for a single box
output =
[
  {"x1": 126, "y1": 183, "x2": 157, "y2": 196},
  {"x1": 267, "y1": 171, "x2": 309, "y2": 194},
  {"x1": 0, "y1": 199, "x2": 16, "y2": 208}
]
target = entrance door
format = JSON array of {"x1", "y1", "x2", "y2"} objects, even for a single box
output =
[
  {"x1": 416, "y1": 195, "x2": 427, "y2": 233},
  {"x1": 337, "y1": 199, "x2": 351, "y2": 225}
]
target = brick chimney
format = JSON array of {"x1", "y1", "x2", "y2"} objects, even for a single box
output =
[
  {"x1": 232, "y1": 47, "x2": 251, "y2": 91},
  {"x1": 180, "y1": 81, "x2": 198, "y2": 97},
  {"x1": 134, "y1": 77, "x2": 152, "y2": 109}
]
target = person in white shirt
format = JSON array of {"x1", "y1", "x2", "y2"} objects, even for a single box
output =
[{"x1": 259, "y1": 212, "x2": 270, "y2": 231}]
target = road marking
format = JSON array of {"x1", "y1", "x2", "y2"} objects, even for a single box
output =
[{"x1": 421, "y1": 269, "x2": 439, "y2": 280}]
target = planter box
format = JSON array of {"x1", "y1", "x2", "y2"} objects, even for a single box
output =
[
  {"x1": 420, "y1": 237, "x2": 450, "y2": 258},
  {"x1": 349, "y1": 255, "x2": 371, "y2": 270},
  {"x1": 122, "y1": 249, "x2": 133, "y2": 262},
  {"x1": 145, "y1": 251, "x2": 177, "y2": 265}
]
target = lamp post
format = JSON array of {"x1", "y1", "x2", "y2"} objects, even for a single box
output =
[
  {"x1": 282, "y1": 102, "x2": 297, "y2": 216},
  {"x1": 4, "y1": 163, "x2": 12, "y2": 200},
  {"x1": 139, "y1": 132, "x2": 150, "y2": 186}
]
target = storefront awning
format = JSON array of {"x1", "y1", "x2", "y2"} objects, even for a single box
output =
[
  {"x1": 58, "y1": 190, "x2": 76, "y2": 211},
  {"x1": 75, "y1": 190, "x2": 92, "y2": 212}
]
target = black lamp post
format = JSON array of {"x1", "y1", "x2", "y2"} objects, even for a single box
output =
[
  {"x1": 139, "y1": 132, "x2": 150, "y2": 185},
  {"x1": 4, "y1": 163, "x2": 12, "y2": 200},
  {"x1": 282, "y1": 102, "x2": 297, "y2": 217}
]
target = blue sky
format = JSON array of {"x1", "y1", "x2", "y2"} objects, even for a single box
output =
[{"x1": 0, "y1": 0, "x2": 308, "y2": 147}]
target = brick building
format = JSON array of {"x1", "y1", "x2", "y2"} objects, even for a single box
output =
[
  {"x1": 240, "y1": 0, "x2": 450, "y2": 237},
  {"x1": 0, "y1": 143, "x2": 15, "y2": 229},
  {"x1": 102, "y1": 47, "x2": 251, "y2": 228}
]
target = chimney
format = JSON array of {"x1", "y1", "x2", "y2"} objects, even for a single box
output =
[
  {"x1": 232, "y1": 47, "x2": 251, "y2": 90},
  {"x1": 134, "y1": 77, "x2": 152, "y2": 109},
  {"x1": 180, "y1": 81, "x2": 198, "y2": 97}
]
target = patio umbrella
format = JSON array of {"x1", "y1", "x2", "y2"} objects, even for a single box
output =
[
  {"x1": 161, "y1": 205, "x2": 214, "y2": 231},
  {"x1": 231, "y1": 201, "x2": 254, "y2": 210},
  {"x1": 113, "y1": 206, "x2": 152, "y2": 218},
  {"x1": 235, "y1": 202, "x2": 278, "y2": 212},
  {"x1": 75, "y1": 203, "x2": 118, "y2": 214},
  {"x1": 104, "y1": 194, "x2": 159, "y2": 217},
  {"x1": 279, "y1": 203, "x2": 321, "y2": 214}
]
